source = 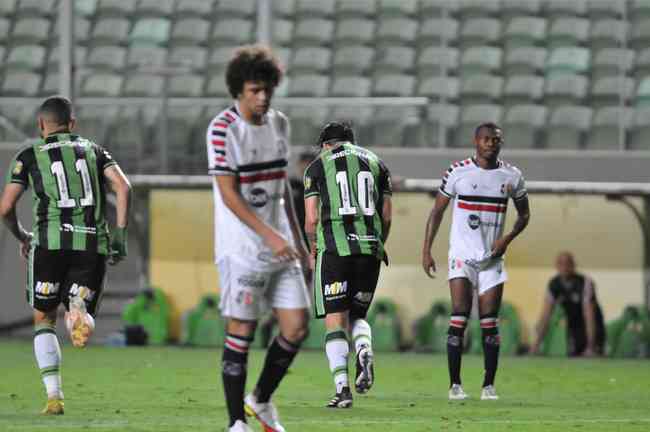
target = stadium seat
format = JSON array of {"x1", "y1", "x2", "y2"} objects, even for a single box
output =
[
  {"x1": 181, "y1": 295, "x2": 225, "y2": 347},
  {"x1": 629, "y1": 107, "x2": 650, "y2": 150},
  {"x1": 217, "y1": 0, "x2": 256, "y2": 18},
  {"x1": 503, "y1": 104, "x2": 547, "y2": 148},
  {"x1": 41, "y1": 72, "x2": 60, "y2": 95},
  {"x1": 634, "y1": 49, "x2": 650, "y2": 79},
  {"x1": 332, "y1": 105, "x2": 374, "y2": 144},
  {"x1": 372, "y1": 106, "x2": 421, "y2": 147},
  {"x1": 211, "y1": 19, "x2": 254, "y2": 46},
  {"x1": 420, "y1": 0, "x2": 459, "y2": 18},
  {"x1": 372, "y1": 73, "x2": 415, "y2": 96},
  {"x1": 136, "y1": 0, "x2": 174, "y2": 17},
  {"x1": 295, "y1": 0, "x2": 335, "y2": 18},
  {"x1": 86, "y1": 45, "x2": 126, "y2": 71},
  {"x1": 457, "y1": 0, "x2": 501, "y2": 18},
  {"x1": 366, "y1": 299, "x2": 402, "y2": 351},
  {"x1": 459, "y1": 18, "x2": 501, "y2": 48},
  {"x1": 272, "y1": 18, "x2": 293, "y2": 46},
  {"x1": 630, "y1": 19, "x2": 650, "y2": 49},
  {"x1": 419, "y1": 18, "x2": 459, "y2": 47},
  {"x1": 546, "y1": 105, "x2": 592, "y2": 149},
  {"x1": 0, "y1": 45, "x2": 5, "y2": 64},
  {"x1": 469, "y1": 302, "x2": 523, "y2": 355},
  {"x1": 460, "y1": 74, "x2": 504, "y2": 104},
  {"x1": 0, "y1": 0, "x2": 17, "y2": 16},
  {"x1": 175, "y1": 0, "x2": 214, "y2": 18},
  {"x1": 376, "y1": 18, "x2": 418, "y2": 46},
  {"x1": 332, "y1": 45, "x2": 374, "y2": 74},
  {"x1": 11, "y1": 18, "x2": 50, "y2": 44},
  {"x1": 272, "y1": 0, "x2": 295, "y2": 18},
  {"x1": 606, "y1": 305, "x2": 650, "y2": 357},
  {"x1": 330, "y1": 76, "x2": 371, "y2": 97},
  {"x1": 592, "y1": 48, "x2": 635, "y2": 80},
  {"x1": 540, "y1": 307, "x2": 568, "y2": 356},
  {"x1": 503, "y1": 17, "x2": 547, "y2": 48},
  {"x1": 171, "y1": 18, "x2": 210, "y2": 47},
  {"x1": 97, "y1": 0, "x2": 136, "y2": 17},
  {"x1": 109, "y1": 106, "x2": 160, "y2": 170},
  {"x1": 636, "y1": 77, "x2": 650, "y2": 106},
  {"x1": 335, "y1": 18, "x2": 375, "y2": 45},
  {"x1": 591, "y1": 77, "x2": 635, "y2": 107},
  {"x1": 590, "y1": 19, "x2": 629, "y2": 49},
  {"x1": 337, "y1": 0, "x2": 376, "y2": 18},
  {"x1": 292, "y1": 47, "x2": 331, "y2": 73},
  {"x1": 80, "y1": 73, "x2": 123, "y2": 96},
  {"x1": 74, "y1": 0, "x2": 98, "y2": 18},
  {"x1": 630, "y1": 0, "x2": 650, "y2": 20},
  {"x1": 460, "y1": 46, "x2": 502, "y2": 76},
  {"x1": 0, "y1": 18, "x2": 9, "y2": 42},
  {"x1": 205, "y1": 75, "x2": 229, "y2": 97},
  {"x1": 52, "y1": 17, "x2": 91, "y2": 44},
  {"x1": 17, "y1": 0, "x2": 57, "y2": 17},
  {"x1": 123, "y1": 74, "x2": 164, "y2": 96},
  {"x1": 121, "y1": 288, "x2": 170, "y2": 346},
  {"x1": 48, "y1": 46, "x2": 87, "y2": 69},
  {"x1": 1, "y1": 71, "x2": 41, "y2": 96},
  {"x1": 419, "y1": 103, "x2": 459, "y2": 148},
  {"x1": 289, "y1": 73, "x2": 329, "y2": 96},
  {"x1": 375, "y1": 45, "x2": 415, "y2": 73},
  {"x1": 91, "y1": 18, "x2": 130, "y2": 46},
  {"x1": 286, "y1": 106, "x2": 329, "y2": 146},
  {"x1": 5, "y1": 45, "x2": 46, "y2": 70},
  {"x1": 413, "y1": 301, "x2": 450, "y2": 352},
  {"x1": 417, "y1": 77, "x2": 459, "y2": 100},
  {"x1": 129, "y1": 18, "x2": 171, "y2": 46},
  {"x1": 546, "y1": 47, "x2": 591, "y2": 76},
  {"x1": 208, "y1": 46, "x2": 239, "y2": 72},
  {"x1": 167, "y1": 106, "x2": 206, "y2": 172},
  {"x1": 587, "y1": 0, "x2": 625, "y2": 19},
  {"x1": 378, "y1": 0, "x2": 418, "y2": 18},
  {"x1": 294, "y1": 18, "x2": 334, "y2": 46},
  {"x1": 126, "y1": 46, "x2": 167, "y2": 69},
  {"x1": 168, "y1": 46, "x2": 207, "y2": 71},
  {"x1": 503, "y1": 75, "x2": 544, "y2": 107},
  {"x1": 275, "y1": 46, "x2": 292, "y2": 70},
  {"x1": 455, "y1": 104, "x2": 503, "y2": 147},
  {"x1": 75, "y1": 105, "x2": 119, "y2": 147},
  {"x1": 417, "y1": 46, "x2": 459, "y2": 76},
  {"x1": 588, "y1": 106, "x2": 634, "y2": 150},
  {"x1": 544, "y1": 0, "x2": 587, "y2": 18},
  {"x1": 501, "y1": 0, "x2": 542, "y2": 19},
  {"x1": 548, "y1": 18, "x2": 590, "y2": 48}
]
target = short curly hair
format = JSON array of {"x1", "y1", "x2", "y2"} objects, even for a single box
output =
[{"x1": 225, "y1": 44, "x2": 283, "y2": 99}]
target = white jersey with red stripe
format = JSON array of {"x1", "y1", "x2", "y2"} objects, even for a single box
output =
[
  {"x1": 439, "y1": 157, "x2": 527, "y2": 266},
  {"x1": 206, "y1": 103, "x2": 294, "y2": 271}
]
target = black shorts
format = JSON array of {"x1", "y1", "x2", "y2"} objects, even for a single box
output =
[
  {"x1": 313, "y1": 251, "x2": 381, "y2": 319},
  {"x1": 27, "y1": 247, "x2": 107, "y2": 316}
]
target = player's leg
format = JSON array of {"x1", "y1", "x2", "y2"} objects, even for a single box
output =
[
  {"x1": 217, "y1": 258, "x2": 263, "y2": 430},
  {"x1": 245, "y1": 263, "x2": 309, "y2": 431},
  {"x1": 29, "y1": 247, "x2": 65, "y2": 414},
  {"x1": 477, "y1": 281, "x2": 504, "y2": 400},
  {"x1": 447, "y1": 276, "x2": 473, "y2": 400},
  {"x1": 349, "y1": 255, "x2": 381, "y2": 394},
  {"x1": 323, "y1": 311, "x2": 353, "y2": 408}
]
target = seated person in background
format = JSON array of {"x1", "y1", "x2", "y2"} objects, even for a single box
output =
[{"x1": 530, "y1": 252, "x2": 606, "y2": 357}]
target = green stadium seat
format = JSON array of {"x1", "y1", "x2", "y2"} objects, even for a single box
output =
[
  {"x1": 455, "y1": 104, "x2": 503, "y2": 147},
  {"x1": 272, "y1": 0, "x2": 296, "y2": 18},
  {"x1": 218, "y1": 0, "x2": 256, "y2": 18},
  {"x1": 284, "y1": 106, "x2": 328, "y2": 146},
  {"x1": 171, "y1": 18, "x2": 210, "y2": 47},
  {"x1": 591, "y1": 77, "x2": 634, "y2": 108},
  {"x1": 588, "y1": 106, "x2": 633, "y2": 150},
  {"x1": 376, "y1": 18, "x2": 418, "y2": 47},
  {"x1": 371, "y1": 106, "x2": 419, "y2": 147},
  {"x1": 546, "y1": 47, "x2": 591, "y2": 76},
  {"x1": 378, "y1": 0, "x2": 418, "y2": 17},
  {"x1": 469, "y1": 302, "x2": 523, "y2": 355},
  {"x1": 168, "y1": 74, "x2": 204, "y2": 97},
  {"x1": 590, "y1": 19, "x2": 628, "y2": 50},
  {"x1": 330, "y1": 76, "x2": 371, "y2": 97},
  {"x1": 420, "y1": 0, "x2": 459, "y2": 18},
  {"x1": 1, "y1": 71, "x2": 41, "y2": 96},
  {"x1": 366, "y1": 299, "x2": 402, "y2": 351},
  {"x1": 205, "y1": 75, "x2": 229, "y2": 97},
  {"x1": 337, "y1": 0, "x2": 376, "y2": 19},
  {"x1": 460, "y1": 18, "x2": 501, "y2": 48},
  {"x1": 635, "y1": 49, "x2": 650, "y2": 79},
  {"x1": 460, "y1": 46, "x2": 503, "y2": 76},
  {"x1": 5, "y1": 45, "x2": 46, "y2": 70},
  {"x1": 47, "y1": 46, "x2": 87, "y2": 69},
  {"x1": 544, "y1": 74, "x2": 589, "y2": 107},
  {"x1": 211, "y1": 19, "x2": 254, "y2": 46},
  {"x1": 168, "y1": 46, "x2": 207, "y2": 71},
  {"x1": 332, "y1": 45, "x2": 374, "y2": 75},
  {"x1": 548, "y1": 18, "x2": 590, "y2": 48},
  {"x1": 630, "y1": 19, "x2": 650, "y2": 49},
  {"x1": 417, "y1": 47, "x2": 459, "y2": 76},
  {"x1": 413, "y1": 301, "x2": 451, "y2": 353},
  {"x1": 86, "y1": 46, "x2": 126, "y2": 71},
  {"x1": 419, "y1": 18, "x2": 459, "y2": 47},
  {"x1": 418, "y1": 103, "x2": 459, "y2": 148},
  {"x1": 0, "y1": 18, "x2": 9, "y2": 42},
  {"x1": 126, "y1": 46, "x2": 167, "y2": 69},
  {"x1": 544, "y1": 0, "x2": 587, "y2": 18},
  {"x1": 629, "y1": 107, "x2": 650, "y2": 150},
  {"x1": 81, "y1": 73, "x2": 123, "y2": 96},
  {"x1": 501, "y1": 0, "x2": 542, "y2": 19},
  {"x1": 540, "y1": 306, "x2": 568, "y2": 356},
  {"x1": 503, "y1": 104, "x2": 547, "y2": 148},
  {"x1": 136, "y1": 0, "x2": 174, "y2": 17},
  {"x1": 375, "y1": 45, "x2": 415, "y2": 73},
  {"x1": 52, "y1": 17, "x2": 91, "y2": 44},
  {"x1": 373, "y1": 73, "x2": 415, "y2": 96},
  {"x1": 293, "y1": 18, "x2": 334, "y2": 47},
  {"x1": 292, "y1": 47, "x2": 331, "y2": 73},
  {"x1": 335, "y1": 18, "x2": 375, "y2": 45},
  {"x1": 504, "y1": 47, "x2": 547, "y2": 75},
  {"x1": 97, "y1": 0, "x2": 136, "y2": 18},
  {"x1": 0, "y1": 0, "x2": 17, "y2": 17},
  {"x1": 11, "y1": 18, "x2": 50, "y2": 44},
  {"x1": 272, "y1": 18, "x2": 294, "y2": 46},
  {"x1": 592, "y1": 48, "x2": 634, "y2": 80},
  {"x1": 503, "y1": 76, "x2": 544, "y2": 107},
  {"x1": 460, "y1": 74, "x2": 504, "y2": 104},
  {"x1": 635, "y1": 77, "x2": 650, "y2": 106},
  {"x1": 122, "y1": 288, "x2": 171, "y2": 346},
  {"x1": 607, "y1": 305, "x2": 650, "y2": 358},
  {"x1": 129, "y1": 18, "x2": 171, "y2": 46},
  {"x1": 588, "y1": 0, "x2": 625, "y2": 19},
  {"x1": 546, "y1": 105, "x2": 592, "y2": 149},
  {"x1": 175, "y1": 0, "x2": 214, "y2": 18},
  {"x1": 17, "y1": 0, "x2": 57, "y2": 17},
  {"x1": 289, "y1": 73, "x2": 329, "y2": 96},
  {"x1": 123, "y1": 74, "x2": 164, "y2": 97},
  {"x1": 91, "y1": 18, "x2": 130, "y2": 46},
  {"x1": 208, "y1": 46, "x2": 240, "y2": 72},
  {"x1": 503, "y1": 17, "x2": 547, "y2": 49},
  {"x1": 295, "y1": 0, "x2": 335, "y2": 18},
  {"x1": 181, "y1": 294, "x2": 225, "y2": 347},
  {"x1": 457, "y1": 0, "x2": 501, "y2": 18},
  {"x1": 631, "y1": 0, "x2": 650, "y2": 20},
  {"x1": 417, "y1": 77, "x2": 459, "y2": 100},
  {"x1": 74, "y1": 0, "x2": 98, "y2": 18}
]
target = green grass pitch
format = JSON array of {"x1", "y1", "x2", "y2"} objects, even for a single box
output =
[{"x1": 1, "y1": 340, "x2": 649, "y2": 432}]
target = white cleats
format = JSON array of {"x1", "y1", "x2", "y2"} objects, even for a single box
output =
[
  {"x1": 448, "y1": 384, "x2": 468, "y2": 400},
  {"x1": 481, "y1": 385, "x2": 499, "y2": 400},
  {"x1": 227, "y1": 420, "x2": 253, "y2": 432},
  {"x1": 244, "y1": 393, "x2": 286, "y2": 432}
]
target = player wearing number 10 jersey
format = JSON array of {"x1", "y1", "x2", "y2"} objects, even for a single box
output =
[
  {"x1": 0, "y1": 96, "x2": 131, "y2": 415},
  {"x1": 304, "y1": 122, "x2": 392, "y2": 408}
]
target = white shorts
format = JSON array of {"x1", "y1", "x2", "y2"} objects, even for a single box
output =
[
  {"x1": 448, "y1": 256, "x2": 508, "y2": 295},
  {"x1": 217, "y1": 257, "x2": 310, "y2": 320}
]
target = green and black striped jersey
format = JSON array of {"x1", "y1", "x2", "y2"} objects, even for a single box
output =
[
  {"x1": 303, "y1": 142, "x2": 392, "y2": 260},
  {"x1": 5, "y1": 133, "x2": 117, "y2": 254}
]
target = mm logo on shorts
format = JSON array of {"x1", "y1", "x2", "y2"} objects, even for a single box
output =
[
  {"x1": 35, "y1": 281, "x2": 60, "y2": 296},
  {"x1": 69, "y1": 284, "x2": 95, "y2": 302},
  {"x1": 324, "y1": 281, "x2": 348, "y2": 296}
]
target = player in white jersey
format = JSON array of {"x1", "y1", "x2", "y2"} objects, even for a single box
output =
[
  {"x1": 422, "y1": 123, "x2": 530, "y2": 401},
  {"x1": 206, "y1": 45, "x2": 310, "y2": 432}
]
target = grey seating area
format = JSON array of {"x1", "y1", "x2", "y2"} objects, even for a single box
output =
[{"x1": 0, "y1": 0, "x2": 648, "y2": 173}]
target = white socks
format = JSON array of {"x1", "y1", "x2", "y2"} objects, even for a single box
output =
[
  {"x1": 34, "y1": 324, "x2": 63, "y2": 399},
  {"x1": 325, "y1": 329, "x2": 349, "y2": 393},
  {"x1": 351, "y1": 319, "x2": 372, "y2": 355}
]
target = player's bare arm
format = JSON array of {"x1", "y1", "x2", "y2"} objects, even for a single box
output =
[
  {"x1": 304, "y1": 195, "x2": 319, "y2": 270},
  {"x1": 283, "y1": 179, "x2": 308, "y2": 258},
  {"x1": 491, "y1": 195, "x2": 530, "y2": 258},
  {"x1": 422, "y1": 192, "x2": 451, "y2": 278},
  {"x1": 381, "y1": 195, "x2": 392, "y2": 244},
  {"x1": 104, "y1": 164, "x2": 132, "y2": 265},
  {"x1": 582, "y1": 282, "x2": 598, "y2": 356},
  {"x1": 0, "y1": 182, "x2": 31, "y2": 258},
  {"x1": 216, "y1": 175, "x2": 298, "y2": 262}
]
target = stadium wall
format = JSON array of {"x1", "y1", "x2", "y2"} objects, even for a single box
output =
[{"x1": 149, "y1": 190, "x2": 643, "y2": 342}]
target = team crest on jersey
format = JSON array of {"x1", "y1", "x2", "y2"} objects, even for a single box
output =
[{"x1": 12, "y1": 160, "x2": 23, "y2": 175}]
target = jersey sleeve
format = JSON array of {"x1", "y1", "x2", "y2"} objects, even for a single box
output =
[
  {"x1": 5, "y1": 150, "x2": 29, "y2": 187},
  {"x1": 546, "y1": 278, "x2": 560, "y2": 303},
  {"x1": 438, "y1": 165, "x2": 460, "y2": 198},
  {"x1": 303, "y1": 160, "x2": 321, "y2": 198},
  {"x1": 511, "y1": 170, "x2": 528, "y2": 201},
  {"x1": 207, "y1": 117, "x2": 238, "y2": 176},
  {"x1": 96, "y1": 145, "x2": 118, "y2": 171},
  {"x1": 379, "y1": 160, "x2": 393, "y2": 196}
]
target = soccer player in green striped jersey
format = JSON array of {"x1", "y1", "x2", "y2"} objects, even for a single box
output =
[
  {"x1": 304, "y1": 122, "x2": 392, "y2": 408},
  {"x1": 0, "y1": 96, "x2": 131, "y2": 415}
]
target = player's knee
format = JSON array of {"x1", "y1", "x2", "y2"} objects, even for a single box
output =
[
  {"x1": 447, "y1": 313, "x2": 469, "y2": 337},
  {"x1": 480, "y1": 315, "x2": 499, "y2": 345},
  {"x1": 281, "y1": 325, "x2": 309, "y2": 345}
]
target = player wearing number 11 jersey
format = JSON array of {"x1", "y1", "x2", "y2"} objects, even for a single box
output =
[
  {"x1": 304, "y1": 122, "x2": 392, "y2": 408},
  {"x1": 0, "y1": 96, "x2": 131, "y2": 415}
]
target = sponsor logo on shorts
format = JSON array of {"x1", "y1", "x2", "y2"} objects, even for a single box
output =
[
  {"x1": 354, "y1": 292, "x2": 372, "y2": 305},
  {"x1": 237, "y1": 276, "x2": 265, "y2": 289},
  {"x1": 236, "y1": 290, "x2": 255, "y2": 306},
  {"x1": 35, "y1": 281, "x2": 60, "y2": 297},
  {"x1": 324, "y1": 281, "x2": 347, "y2": 296},
  {"x1": 69, "y1": 284, "x2": 95, "y2": 302},
  {"x1": 450, "y1": 259, "x2": 463, "y2": 270}
]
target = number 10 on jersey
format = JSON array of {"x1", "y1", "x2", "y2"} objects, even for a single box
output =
[{"x1": 335, "y1": 171, "x2": 375, "y2": 216}]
